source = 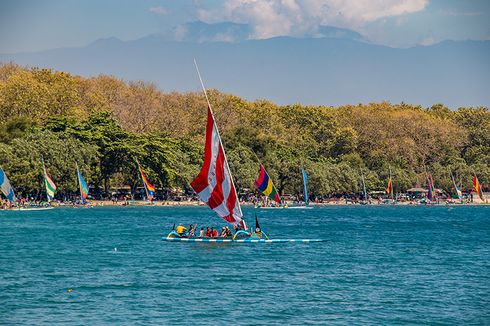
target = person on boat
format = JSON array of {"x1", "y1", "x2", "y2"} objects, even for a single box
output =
[
  {"x1": 188, "y1": 224, "x2": 195, "y2": 237},
  {"x1": 199, "y1": 227, "x2": 205, "y2": 238},
  {"x1": 205, "y1": 227, "x2": 211, "y2": 237},
  {"x1": 211, "y1": 227, "x2": 218, "y2": 238},
  {"x1": 225, "y1": 226, "x2": 232, "y2": 237},
  {"x1": 176, "y1": 224, "x2": 187, "y2": 236},
  {"x1": 220, "y1": 227, "x2": 227, "y2": 237}
]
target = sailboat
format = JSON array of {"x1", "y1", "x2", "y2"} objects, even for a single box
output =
[
  {"x1": 136, "y1": 160, "x2": 156, "y2": 205},
  {"x1": 450, "y1": 173, "x2": 463, "y2": 203},
  {"x1": 255, "y1": 164, "x2": 285, "y2": 209},
  {"x1": 473, "y1": 173, "x2": 485, "y2": 203},
  {"x1": 42, "y1": 158, "x2": 56, "y2": 203},
  {"x1": 359, "y1": 169, "x2": 369, "y2": 205},
  {"x1": 76, "y1": 165, "x2": 89, "y2": 206},
  {"x1": 163, "y1": 61, "x2": 323, "y2": 243},
  {"x1": 0, "y1": 167, "x2": 16, "y2": 206},
  {"x1": 289, "y1": 168, "x2": 313, "y2": 209},
  {"x1": 426, "y1": 174, "x2": 437, "y2": 204},
  {"x1": 385, "y1": 167, "x2": 395, "y2": 204}
]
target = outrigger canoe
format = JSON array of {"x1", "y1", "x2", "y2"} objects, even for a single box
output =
[
  {"x1": 163, "y1": 229, "x2": 325, "y2": 243},
  {"x1": 163, "y1": 237, "x2": 325, "y2": 243}
]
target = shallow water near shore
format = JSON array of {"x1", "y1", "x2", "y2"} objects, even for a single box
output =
[{"x1": 0, "y1": 205, "x2": 489, "y2": 325}]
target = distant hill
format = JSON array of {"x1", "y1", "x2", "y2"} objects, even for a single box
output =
[{"x1": 1, "y1": 24, "x2": 489, "y2": 108}]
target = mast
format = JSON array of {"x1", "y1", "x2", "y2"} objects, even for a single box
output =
[
  {"x1": 361, "y1": 169, "x2": 368, "y2": 201},
  {"x1": 136, "y1": 159, "x2": 150, "y2": 201},
  {"x1": 389, "y1": 166, "x2": 394, "y2": 201},
  {"x1": 302, "y1": 168, "x2": 309, "y2": 205},
  {"x1": 194, "y1": 59, "x2": 244, "y2": 219}
]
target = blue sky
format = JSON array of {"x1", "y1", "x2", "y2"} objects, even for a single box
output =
[{"x1": 1, "y1": 0, "x2": 489, "y2": 53}]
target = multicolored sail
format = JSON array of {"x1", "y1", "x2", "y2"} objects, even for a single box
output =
[
  {"x1": 77, "y1": 166, "x2": 89, "y2": 203},
  {"x1": 0, "y1": 167, "x2": 16, "y2": 202},
  {"x1": 302, "y1": 169, "x2": 309, "y2": 205},
  {"x1": 255, "y1": 164, "x2": 281, "y2": 203},
  {"x1": 427, "y1": 174, "x2": 436, "y2": 201},
  {"x1": 137, "y1": 162, "x2": 155, "y2": 201},
  {"x1": 473, "y1": 174, "x2": 484, "y2": 201},
  {"x1": 191, "y1": 107, "x2": 245, "y2": 228},
  {"x1": 42, "y1": 158, "x2": 56, "y2": 201}
]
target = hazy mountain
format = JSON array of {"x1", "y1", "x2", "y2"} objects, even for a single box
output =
[{"x1": 1, "y1": 29, "x2": 489, "y2": 108}]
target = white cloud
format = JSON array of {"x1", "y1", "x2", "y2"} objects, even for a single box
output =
[
  {"x1": 149, "y1": 6, "x2": 168, "y2": 15},
  {"x1": 197, "y1": 0, "x2": 428, "y2": 39}
]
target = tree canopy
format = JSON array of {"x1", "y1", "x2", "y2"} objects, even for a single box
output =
[{"x1": 0, "y1": 63, "x2": 488, "y2": 198}]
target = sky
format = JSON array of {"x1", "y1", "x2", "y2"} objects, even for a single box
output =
[{"x1": 1, "y1": 0, "x2": 490, "y2": 53}]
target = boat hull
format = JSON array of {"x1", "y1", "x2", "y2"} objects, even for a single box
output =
[{"x1": 162, "y1": 237, "x2": 325, "y2": 243}]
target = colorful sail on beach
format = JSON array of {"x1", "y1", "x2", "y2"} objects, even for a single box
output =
[
  {"x1": 255, "y1": 164, "x2": 281, "y2": 203},
  {"x1": 427, "y1": 174, "x2": 436, "y2": 201},
  {"x1": 302, "y1": 169, "x2": 309, "y2": 205},
  {"x1": 42, "y1": 159, "x2": 56, "y2": 201},
  {"x1": 191, "y1": 107, "x2": 245, "y2": 228},
  {"x1": 77, "y1": 166, "x2": 89, "y2": 203},
  {"x1": 386, "y1": 176, "x2": 393, "y2": 197},
  {"x1": 137, "y1": 162, "x2": 155, "y2": 201},
  {"x1": 0, "y1": 167, "x2": 16, "y2": 202},
  {"x1": 451, "y1": 173, "x2": 463, "y2": 201},
  {"x1": 473, "y1": 174, "x2": 484, "y2": 201}
]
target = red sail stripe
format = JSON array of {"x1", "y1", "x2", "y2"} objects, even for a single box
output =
[
  {"x1": 255, "y1": 164, "x2": 266, "y2": 188},
  {"x1": 208, "y1": 146, "x2": 226, "y2": 209},
  {"x1": 190, "y1": 108, "x2": 214, "y2": 193}
]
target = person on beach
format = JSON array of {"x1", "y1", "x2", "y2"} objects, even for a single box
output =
[
  {"x1": 205, "y1": 227, "x2": 211, "y2": 237},
  {"x1": 199, "y1": 227, "x2": 205, "y2": 238},
  {"x1": 211, "y1": 227, "x2": 218, "y2": 238}
]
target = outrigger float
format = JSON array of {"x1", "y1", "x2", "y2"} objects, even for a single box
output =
[{"x1": 163, "y1": 61, "x2": 324, "y2": 244}]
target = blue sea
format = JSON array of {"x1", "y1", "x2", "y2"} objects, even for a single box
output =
[{"x1": 0, "y1": 205, "x2": 489, "y2": 325}]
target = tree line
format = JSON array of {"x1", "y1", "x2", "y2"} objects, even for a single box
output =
[{"x1": 0, "y1": 62, "x2": 488, "y2": 198}]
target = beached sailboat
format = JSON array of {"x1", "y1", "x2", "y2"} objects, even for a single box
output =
[
  {"x1": 136, "y1": 160, "x2": 156, "y2": 204},
  {"x1": 76, "y1": 165, "x2": 89, "y2": 205},
  {"x1": 255, "y1": 164, "x2": 285, "y2": 209},
  {"x1": 0, "y1": 167, "x2": 16, "y2": 204},
  {"x1": 473, "y1": 173, "x2": 485, "y2": 202},
  {"x1": 359, "y1": 169, "x2": 369, "y2": 205},
  {"x1": 386, "y1": 168, "x2": 395, "y2": 203},
  {"x1": 42, "y1": 158, "x2": 56, "y2": 202},
  {"x1": 451, "y1": 173, "x2": 463, "y2": 203},
  {"x1": 289, "y1": 168, "x2": 313, "y2": 209},
  {"x1": 163, "y1": 61, "x2": 324, "y2": 243}
]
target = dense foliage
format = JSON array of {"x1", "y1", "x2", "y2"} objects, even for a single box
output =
[{"x1": 0, "y1": 63, "x2": 488, "y2": 198}]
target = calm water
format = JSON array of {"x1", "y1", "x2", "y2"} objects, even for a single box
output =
[{"x1": 0, "y1": 205, "x2": 489, "y2": 325}]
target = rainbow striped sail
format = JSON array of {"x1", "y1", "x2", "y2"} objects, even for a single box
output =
[
  {"x1": 427, "y1": 174, "x2": 436, "y2": 201},
  {"x1": 138, "y1": 162, "x2": 155, "y2": 201},
  {"x1": 77, "y1": 166, "x2": 89, "y2": 203},
  {"x1": 473, "y1": 174, "x2": 484, "y2": 201},
  {"x1": 255, "y1": 164, "x2": 281, "y2": 203},
  {"x1": 0, "y1": 167, "x2": 16, "y2": 202},
  {"x1": 42, "y1": 158, "x2": 56, "y2": 201}
]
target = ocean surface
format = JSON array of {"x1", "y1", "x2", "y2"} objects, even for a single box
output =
[{"x1": 0, "y1": 205, "x2": 489, "y2": 325}]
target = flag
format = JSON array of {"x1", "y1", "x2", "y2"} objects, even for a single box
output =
[
  {"x1": 42, "y1": 159, "x2": 56, "y2": 201},
  {"x1": 255, "y1": 164, "x2": 281, "y2": 203},
  {"x1": 138, "y1": 164, "x2": 155, "y2": 200},
  {"x1": 77, "y1": 167, "x2": 89, "y2": 203},
  {"x1": 0, "y1": 168, "x2": 16, "y2": 202},
  {"x1": 191, "y1": 108, "x2": 245, "y2": 228}
]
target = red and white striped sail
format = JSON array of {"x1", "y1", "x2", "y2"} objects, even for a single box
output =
[{"x1": 191, "y1": 107, "x2": 245, "y2": 229}]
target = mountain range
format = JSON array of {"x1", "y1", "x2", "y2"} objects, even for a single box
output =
[{"x1": 1, "y1": 22, "x2": 489, "y2": 108}]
